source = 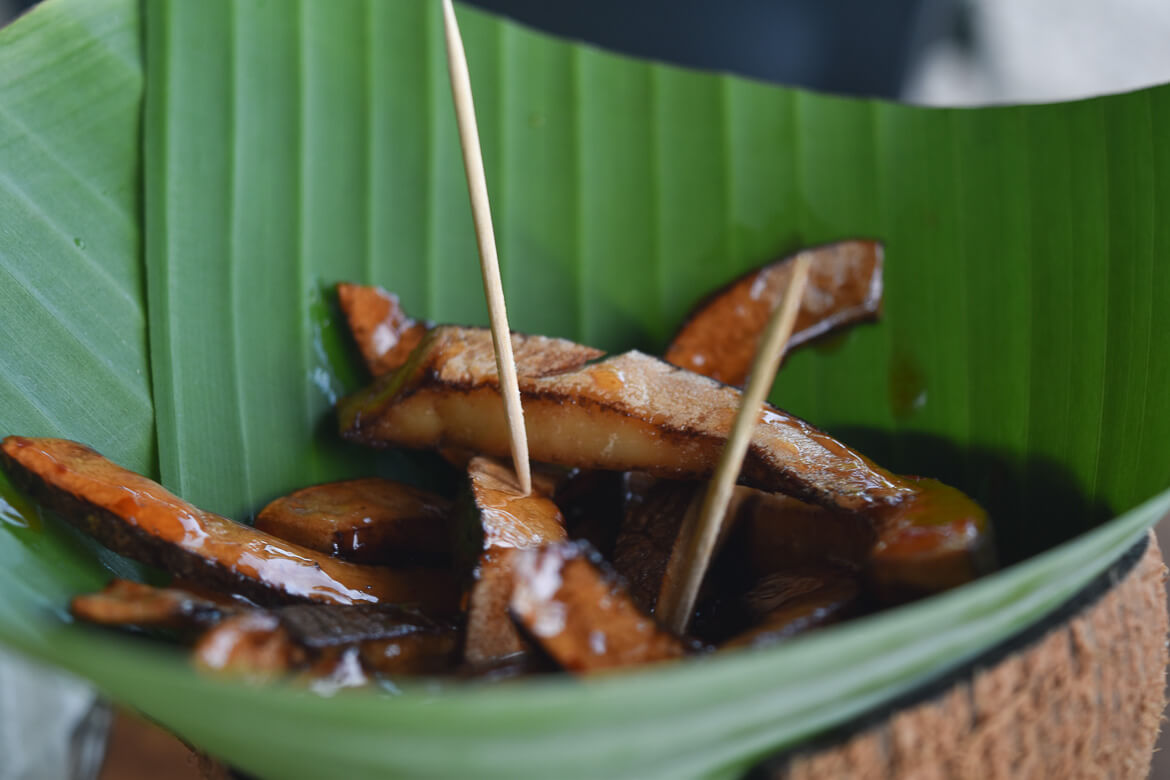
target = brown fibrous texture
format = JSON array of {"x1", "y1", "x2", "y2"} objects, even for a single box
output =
[{"x1": 770, "y1": 530, "x2": 1168, "y2": 779}]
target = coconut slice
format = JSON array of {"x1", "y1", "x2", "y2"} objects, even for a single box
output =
[
  {"x1": 510, "y1": 541, "x2": 689, "y2": 674},
  {"x1": 1, "y1": 436, "x2": 460, "y2": 610},
  {"x1": 665, "y1": 240, "x2": 883, "y2": 386},
  {"x1": 255, "y1": 478, "x2": 452, "y2": 566}
]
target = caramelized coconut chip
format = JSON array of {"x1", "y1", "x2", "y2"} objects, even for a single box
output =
[
  {"x1": 71, "y1": 579, "x2": 236, "y2": 631},
  {"x1": 1, "y1": 437, "x2": 459, "y2": 610},
  {"x1": 721, "y1": 490, "x2": 874, "y2": 579},
  {"x1": 337, "y1": 283, "x2": 431, "y2": 377},
  {"x1": 510, "y1": 541, "x2": 689, "y2": 674},
  {"x1": 460, "y1": 457, "x2": 567, "y2": 666},
  {"x1": 868, "y1": 477, "x2": 995, "y2": 602},
  {"x1": 340, "y1": 328, "x2": 992, "y2": 596},
  {"x1": 665, "y1": 240, "x2": 883, "y2": 386},
  {"x1": 195, "y1": 604, "x2": 460, "y2": 680},
  {"x1": 723, "y1": 567, "x2": 862, "y2": 649},
  {"x1": 340, "y1": 327, "x2": 910, "y2": 511},
  {"x1": 611, "y1": 477, "x2": 702, "y2": 614},
  {"x1": 255, "y1": 478, "x2": 453, "y2": 566}
]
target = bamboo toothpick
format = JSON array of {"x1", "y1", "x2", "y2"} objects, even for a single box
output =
[
  {"x1": 657, "y1": 254, "x2": 814, "y2": 635},
  {"x1": 442, "y1": 0, "x2": 532, "y2": 495}
]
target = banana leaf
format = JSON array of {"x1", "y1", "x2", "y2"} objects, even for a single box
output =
[{"x1": 1, "y1": 0, "x2": 1169, "y2": 777}]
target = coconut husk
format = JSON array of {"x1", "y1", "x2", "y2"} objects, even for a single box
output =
[{"x1": 765, "y1": 529, "x2": 1167, "y2": 779}]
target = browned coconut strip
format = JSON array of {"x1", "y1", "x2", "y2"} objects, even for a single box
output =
[
  {"x1": 337, "y1": 283, "x2": 431, "y2": 377},
  {"x1": 723, "y1": 568, "x2": 861, "y2": 649},
  {"x1": 71, "y1": 579, "x2": 236, "y2": 630},
  {"x1": 665, "y1": 240, "x2": 883, "y2": 386},
  {"x1": 194, "y1": 604, "x2": 460, "y2": 680},
  {"x1": 340, "y1": 326, "x2": 911, "y2": 513},
  {"x1": 1, "y1": 437, "x2": 459, "y2": 610},
  {"x1": 510, "y1": 541, "x2": 688, "y2": 674},
  {"x1": 461, "y1": 457, "x2": 567, "y2": 666},
  {"x1": 255, "y1": 478, "x2": 452, "y2": 566}
]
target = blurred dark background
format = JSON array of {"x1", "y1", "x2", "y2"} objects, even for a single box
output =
[{"x1": 460, "y1": 0, "x2": 961, "y2": 98}]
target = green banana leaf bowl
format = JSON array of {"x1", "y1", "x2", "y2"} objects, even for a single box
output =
[{"x1": 2, "y1": 1, "x2": 1169, "y2": 778}]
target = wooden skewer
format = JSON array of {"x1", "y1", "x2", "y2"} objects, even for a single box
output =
[
  {"x1": 657, "y1": 253, "x2": 814, "y2": 635},
  {"x1": 441, "y1": 0, "x2": 532, "y2": 495}
]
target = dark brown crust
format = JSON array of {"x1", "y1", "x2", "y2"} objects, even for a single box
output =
[
  {"x1": 273, "y1": 603, "x2": 456, "y2": 649},
  {"x1": 611, "y1": 478, "x2": 702, "y2": 614},
  {"x1": 555, "y1": 468, "x2": 626, "y2": 560},
  {"x1": 723, "y1": 491, "x2": 875, "y2": 579},
  {"x1": 665, "y1": 240, "x2": 883, "y2": 386},
  {"x1": 723, "y1": 568, "x2": 862, "y2": 648}
]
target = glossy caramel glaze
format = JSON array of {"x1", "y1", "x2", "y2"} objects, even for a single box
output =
[
  {"x1": 255, "y1": 478, "x2": 452, "y2": 565},
  {"x1": 71, "y1": 579, "x2": 235, "y2": 630},
  {"x1": 340, "y1": 329, "x2": 912, "y2": 514},
  {"x1": 869, "y1": 477, "x2": 993, "y2": 601},
  {"x1": 337, "y1": 283, "x2": 431, "y2": 377},
  {"x1": 466, "y1": 457, "x2": 566, "y2": 552},
  {"x1": 723, "y1": 567, "x2": 861, "y2": 649},
  {"x1": 510, "y1": 541, "x2": 688, "y2": 674},
  {"x1": 1, "y1": 437, "x2": 460, "y2": 610},
  {"x1": 665, "y1": 240, "x2": 883, "y2": 386},
  {"x1": 462, "y1": 457, "x2": 567, "y2": 665}
]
